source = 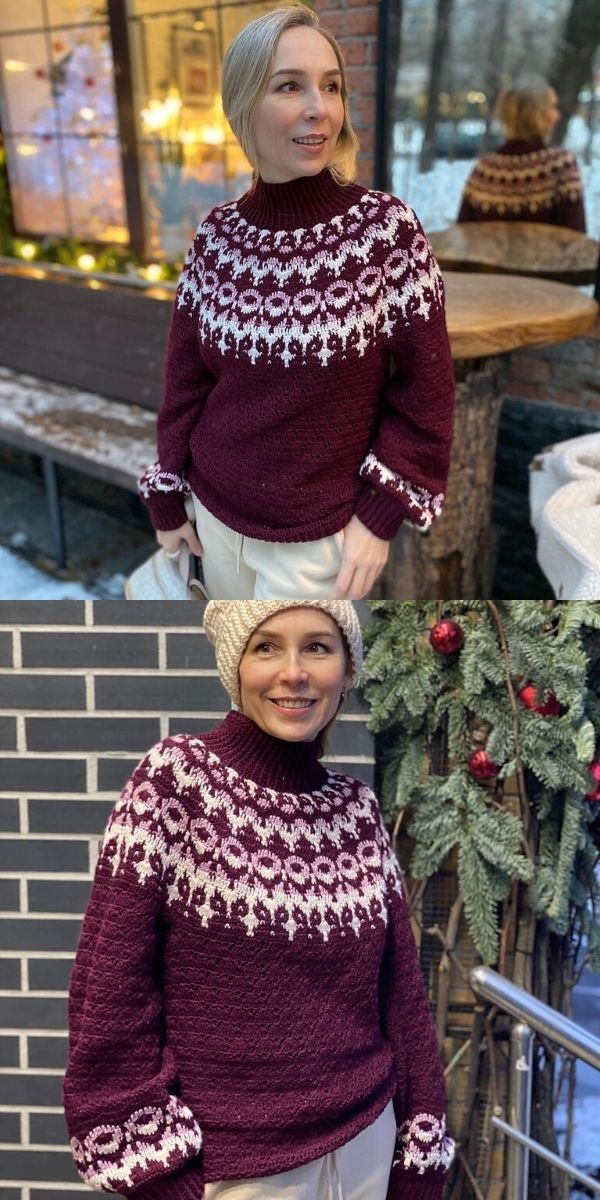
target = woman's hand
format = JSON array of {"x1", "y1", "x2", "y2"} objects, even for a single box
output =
[
  {"x1": 156, "y1": 521, "x2": 203, "y2": 558},
  {"x1": 333, "y1": 516, "x2": 389, "y2": 599}
]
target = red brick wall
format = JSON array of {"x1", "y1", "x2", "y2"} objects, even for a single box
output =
[
  {"x1": 313, "y1": 0, "x2": 379, "y2": 186},
  {"x1": 504, "y1": 325, "x2": 600, "y2": 411}
]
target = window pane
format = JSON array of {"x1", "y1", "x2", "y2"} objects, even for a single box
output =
[
  {"x1": 51, "y1": 25, "x2": 119, "y2": 136},
  {"x1": 142, "y1": 138, "x2": 229, "y2": 259},
  {"x1": 46, "y1": 1, "x2": 108, "y2": 23},
  {"x1": 5, "y1": 133, "x2": 68, "y2": 235},
  {"x1": 0, "y1": 1, "x2": 44, "y2": 32},
  {"x1": 62, "y1": 135, "x2": 127, "y2": 240},
  {"x1": 0, "y1": 32, "x2": 57, "y2": 135}
]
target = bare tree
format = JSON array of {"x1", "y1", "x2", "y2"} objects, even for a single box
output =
[
  {"x1": 419, "y1": 0, "x2": 454, "y2": 172},
  {"x1": 549, "y1": 0, "x2": 600, "y2": 142}
]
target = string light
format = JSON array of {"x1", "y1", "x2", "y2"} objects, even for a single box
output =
[
  {"x1": 20, "y1": 243, "x2": 37, "y2": 260},
  {"x1": 77, "y1": 252, "x2": 96, "y2": 270},
  {"x1": 144, "y1": 263, "x2": 163, "y2": 282}
]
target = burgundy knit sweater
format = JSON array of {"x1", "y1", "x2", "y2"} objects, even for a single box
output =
[
  {"x1": 457, "y1": 139, "x2": 586, "y2": 231},
  {"x1": 64, "y1": 711, "x2": 453, "y2": 1199},
  {"x1": 139, "y1": 169, "x2": 455, "y2": 543}
]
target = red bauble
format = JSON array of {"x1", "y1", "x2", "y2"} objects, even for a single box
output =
[
  {"x1": 585, "y1": 760, "x2": 600, "y2": 802},
  {"x1": 468, "y1": 748, "x2": 499, "y2": 782},
  {"x1": 84, "y1": 76, "x2": 96, "y2": 87},
  {"x1": 518, "y1": 685, "x2": 560, "y2": 717},
  {"x1": 430, "y1": 619, "x2": 464, "y2": 655}
]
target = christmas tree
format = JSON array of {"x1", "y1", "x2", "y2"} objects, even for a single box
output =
[{"x1": 361, "y1": 600, "x2": 600, "y2": 1199}]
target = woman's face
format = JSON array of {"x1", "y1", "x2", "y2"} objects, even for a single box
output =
[
  {"x1": 252, "y1": 25, "x2": 345, "y2": 184},
  {"x1": 239, "y1": 608, "x2": 352, "y2": 742}
]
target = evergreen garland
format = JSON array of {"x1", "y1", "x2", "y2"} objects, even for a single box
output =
[{"x1": 362, "y1": 600, "x2": 600, "y2": 966}]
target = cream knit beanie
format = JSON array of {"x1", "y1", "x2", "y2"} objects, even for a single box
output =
[{"x1": 203, "y1": 601, "x2": 363, "y2": 709}]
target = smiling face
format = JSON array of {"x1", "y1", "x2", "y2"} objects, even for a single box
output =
[
  {"x1": 252, "y1": 25, "x2": 345, "y2": 184},
  {"x1": 238, "y1": 608, "x2": 352, "y2": 742}
]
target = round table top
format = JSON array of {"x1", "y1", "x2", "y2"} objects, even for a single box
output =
[
  {"x1": 429, "y1": 221, "x2": 598, "y2": 285},
  {"x1": 443, "y1": 272, "x2": 599, "y2": 359}
]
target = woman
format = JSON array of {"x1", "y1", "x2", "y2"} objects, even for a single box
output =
[
  {"x1": 138, "y1": 5, "x2": 455, "y2": 601},
  {"x1": 457, "y1": 81, "x2": 586, "y2": 231},
  {"x1": 63, "y1": 600, "x2": 454, "y2": 1200}
]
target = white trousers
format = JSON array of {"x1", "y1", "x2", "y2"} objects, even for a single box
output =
[
  {"x1": 191, "y1": 495, "x2": 344, "y2": 601},
  {"x1": 203, "y1": 1099, "x2": 396, "y2": 1200}
]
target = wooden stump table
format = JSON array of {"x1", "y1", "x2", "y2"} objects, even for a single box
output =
[
  {"x1": 428, "y1": 221, "x2": 599, "y2": 286},
  {"x1": 379, "y1": 273, "x2": 599, "y2": 599}
]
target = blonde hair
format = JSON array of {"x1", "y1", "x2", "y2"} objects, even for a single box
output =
[
  {"x1": 495, "y1": 82, "x2": 555, "y2": 142},
  {"x1": 221, "y1": 4, "x2": 359, "y2": 184}
]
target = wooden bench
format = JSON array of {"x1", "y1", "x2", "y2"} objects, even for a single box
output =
[{"x1": 0, "y1": 260, "x2": 176, "y2": 566}]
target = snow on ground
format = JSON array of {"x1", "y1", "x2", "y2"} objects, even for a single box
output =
[{"x1": 0, "y1": 545, "x2": 123, "y2": 599}]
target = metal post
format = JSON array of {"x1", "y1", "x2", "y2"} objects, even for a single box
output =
[
  {"x1": 42, "y1": 456, "x2": 67, "y2": 569},
  {"x1": 506, "y1": 1022, "x2": 534, "y2": 1200}
]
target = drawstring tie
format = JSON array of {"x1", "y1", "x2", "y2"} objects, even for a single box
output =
[
  {"x1": 323, "y1": 1148, "x2": 344, "y2": 1200},
  {"x1": 235, "y1": 532, "x2": 244, "y2": 576}
]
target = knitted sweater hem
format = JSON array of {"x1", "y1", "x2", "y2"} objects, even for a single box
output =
[{"x1": 188, "y1": 470, "x2": 353, "y2": 544}]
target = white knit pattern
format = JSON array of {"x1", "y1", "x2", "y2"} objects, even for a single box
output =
[
  {"x1": 395, "y1": 1113, "x2": 455, "y2": 1174},
  {"x1": 138, "y1": 461, "x2": 190, "y2": 500},
  {"x1": 103, "y1": 738, "x2": 404, "y2": 943},
  {"x1": 359, "y1": 452, "x2": 444, "y2": 529},
  {"x1": 70, "y1": 1095, "x2": 202, "y2": 1191},
  {"x1": 177, "y1": 193, "x2": 444, "y2": 368}
]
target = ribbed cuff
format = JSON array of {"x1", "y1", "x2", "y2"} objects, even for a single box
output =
[
  {"x1": 353, "y1": 484, "x2": 408, "y2": 541},
  {"x1": 145, "y1": 491, "x2": 190, "y2": 532},
  {"x1": 128, "y1": 1156, "x2": 204, "y2": 1200},
  {"x1": 387, "y1": 1166, "x2": 446, "y2": 1200}
]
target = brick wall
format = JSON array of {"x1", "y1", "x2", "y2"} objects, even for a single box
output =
[
  {"x1": 0, "y1": 600, "x2": 374, "y2": 1200},
  {"x1": 313, "y1": 0, "x2": 379, "y2": 186},
  {"x1": 503, "y1": 325, "x2": 600, "y2": 411}
]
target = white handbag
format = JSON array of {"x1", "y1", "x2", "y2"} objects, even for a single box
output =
[
  {"x1": 124, "y1": 545, "x2": 208, "y2": 601},
  {"x1": 529, "y1": 431, "x2": 600, "y2": 599}
]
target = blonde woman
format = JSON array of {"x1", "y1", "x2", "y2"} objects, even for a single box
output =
[
  {"x1": 139, "y1": 7, "x2": 455, "y2": 601},
  {"x1": 458, "y1": 81, "x2": 586, "y2": 230},
  {"x1": 63, "y1": 600, "x2": 454, "y2": 1200}
]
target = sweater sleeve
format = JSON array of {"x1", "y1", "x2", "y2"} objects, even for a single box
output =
[
  {"x1": 377, "y1": 825, "x2": 455, "y2": 1200},
  {"x1": 63, "y1": 750, "x2": 204, "y2": 1199},
  {"x1": 552, "y1": 153, "x2": 586, "y2": 232},
  {"x1": 139, "y1": 230, "x2": 215, "y2": 532},
  {"x1": 353, "y1": 209, "x2": 455, "y2": 541}
]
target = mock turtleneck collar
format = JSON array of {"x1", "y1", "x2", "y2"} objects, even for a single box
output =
[
  {"x1": 201, "y1": 710, "x2": 328, "y2": 793},
  {"x1": 498, "y1": 138, "x2": 546, "y2": 155},
  {"x1": 236, "y1": 168, "x2": 364, "y2": 232}
]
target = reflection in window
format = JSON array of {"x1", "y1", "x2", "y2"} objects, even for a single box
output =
[
  {"x1": 0, "y1": 4, "x2": 127, "y2": 242},
  {"x1": 129, "y1": 1, "x2": 278, "y2": 259}
]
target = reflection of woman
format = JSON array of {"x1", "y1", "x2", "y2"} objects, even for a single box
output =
[
  {"x1": 64, "y1": 600, "x2": 454, "y2": 1200},
  {"x1": 458, "y1": 82, "x2": 586, "y2": 231},
  {"x1": 139, "y1": 5, "x2": 455, "y2": 601}
]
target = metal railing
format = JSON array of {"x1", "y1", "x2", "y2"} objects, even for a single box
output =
[{"x1": 469, "y1": 965, "x2": 600, "y2": 1199}]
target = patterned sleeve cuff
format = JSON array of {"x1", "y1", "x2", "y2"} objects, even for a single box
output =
[
  {"x1": 70, "y1": 1095, "x2": 203, "y2": 1195},
  {"x1": 396, "y1": 1113, "x2": 455, "y2": 1174},
  {"x1": 358, "y1": 453, "x2": 444, "y2": 533},
  {"x1": 138, "y1": 462, "x2": 191, "y2": 531}
]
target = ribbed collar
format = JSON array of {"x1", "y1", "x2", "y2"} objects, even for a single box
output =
[
  {"x1": 236, "y1": 168, "x2": 364, "y2": 232},
  {"x1": 200, "y1": 710, "x2": 328, "y2": 793},
  {"x1": 498, "y1": 138, "x2": 546, "y2": 155}
]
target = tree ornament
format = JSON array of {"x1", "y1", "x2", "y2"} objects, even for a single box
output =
[
  {"x1": 468, "y1": 748, "x2": 499, "y2": 782},
  {"x1": 585, "y1": 760, "x2": 600, "y2": 802},
  {"x1": 517, "y1": 684, "x2": 560, "y2": 717},
  {"x1": 430, "y1": 618, "x2": 464, "y2": 655}
]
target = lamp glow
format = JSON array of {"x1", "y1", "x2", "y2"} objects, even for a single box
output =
[
  {"x1": 144, "y1": 263, "x2": 163, "y2": 282},
  {"x1": 20, "y1": 242, "x2": 37, "y2": 260},
  {"x1": 77, "y1": 253, "x2": 96, "y2": 271}
]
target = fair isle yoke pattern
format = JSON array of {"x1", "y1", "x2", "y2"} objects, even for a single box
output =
[
  {"x1": 138, "y1": 170, "x2": 455, "y2": 543},
  {"x1": 458, "y1": 142, "x2": 586, "y2": 232},
  {"x1": 176, "y1": 192, "x2": 444, "y2": 370},
  {"x1": 106, "y1": 734, "x2": 403, "y2": 943}
]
